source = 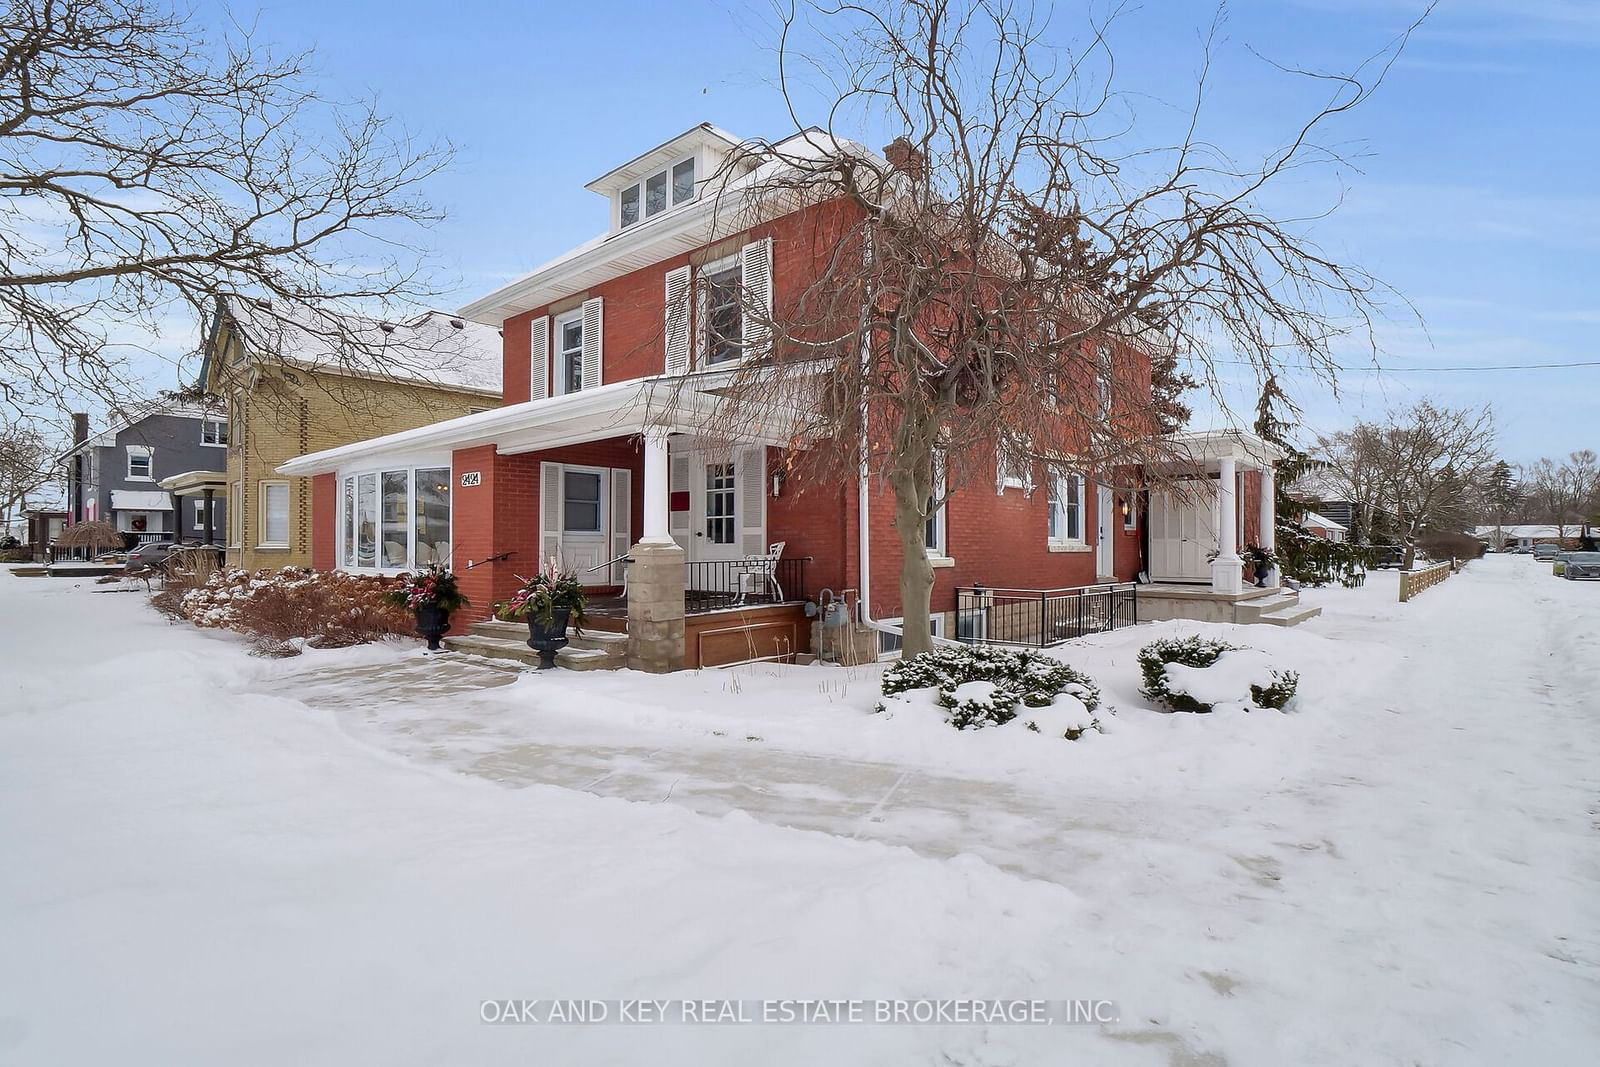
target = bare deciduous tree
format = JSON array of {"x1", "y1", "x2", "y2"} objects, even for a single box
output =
[
  {"x1": 1, "y1": 0, "x2": 454, "y2": 418},
  {"x1": 1524, "y1": 450, "x2": 1600, "y2": 538},
  {"x1": 0, "y1": 417, "x2": 59, "y2": 528},
  {"x1": 680, "y1": 0, "x2": 1413, "y2": 653},
  {"x1": 1319, "y1": 400, "x2": 1496, "y2": 568}
]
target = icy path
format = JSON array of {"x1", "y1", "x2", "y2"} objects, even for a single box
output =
[{"x1": 3, "y1": 557, "x2": 1598, "y2": 1065}]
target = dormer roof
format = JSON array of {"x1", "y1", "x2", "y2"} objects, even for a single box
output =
[{"x1": 583, "y1": 123, "x2": 743, "y2": 197}]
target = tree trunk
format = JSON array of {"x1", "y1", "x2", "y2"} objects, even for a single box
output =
[{"x1": 890, "y1": 473, "x2": 937, "y2": 658}]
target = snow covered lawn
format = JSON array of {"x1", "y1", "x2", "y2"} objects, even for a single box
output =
[{"x1": 2, "y1": 556, "x2": 1597, "y2": 1065}]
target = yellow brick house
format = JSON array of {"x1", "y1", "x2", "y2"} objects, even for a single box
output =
[{"x1": 189, "y1": 299, "x2": 501, "y2": 571}]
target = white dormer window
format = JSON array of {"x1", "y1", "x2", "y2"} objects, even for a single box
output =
[{"x1": 618, "y1": 156, "x2": 696, "y2": 229}]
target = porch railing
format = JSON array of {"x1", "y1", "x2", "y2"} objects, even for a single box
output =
[
  {"x1": 48, "y1": 544, "x2": 113, "y2": 563},
  {"x1": 684, "y1": 556, "x2": 810, "y2": 613},
  {"x1": 954, "y1": 582, "x2": 1138, "y2": 647}
]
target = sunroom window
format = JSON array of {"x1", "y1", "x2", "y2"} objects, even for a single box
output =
[{"x1": 342, "y1": 466, "x2": 451, "y2": 570}]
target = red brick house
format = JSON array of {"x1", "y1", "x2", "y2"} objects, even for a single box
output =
[{"x1": 281, "y1": 125, "x2": 1303, "y2": 669}]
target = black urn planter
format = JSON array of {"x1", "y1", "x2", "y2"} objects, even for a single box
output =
[
  {"x1": 525, "y1": 607, "x2": 572, "y2": 669},
  {"x1": 414, "y1": 603, "x2": 452, "y2": 651}
]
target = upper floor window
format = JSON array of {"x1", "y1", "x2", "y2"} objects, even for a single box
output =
[
  {"x1": 618, "y1": 157, "x2": 696, "y2": 229},
  {"x1": 703, "y1": 257, "x2": 743, "y2": 364},
  {"x1": 126, "y1": 445, "x2": 153, "y2": 480},
  {"x1": 556, "y1": 312, "x2": 584, "y2": 394},
  {"x1": 200, "y1": 417, "x2": 228, "y2": 446}
]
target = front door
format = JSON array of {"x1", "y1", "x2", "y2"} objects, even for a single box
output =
[
  {"x1": 1096, "y1": 484, "x2": 1115, "y2": 579},
  {"x1": 693, "y1": 457, "x2": 743, "y2": 563},
  {"x1": 559, "y1": 465, "x2": 609, "y2": 584},
  {"x1": 1148, "y1": 482, "x2": 1218, "y2": 583}
]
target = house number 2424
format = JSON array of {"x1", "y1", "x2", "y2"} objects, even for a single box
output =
[{"x1": 459, "y1": 471, "x2": 482, "y2": 487}]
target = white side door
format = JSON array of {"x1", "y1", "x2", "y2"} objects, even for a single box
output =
[
  {"x1": 692, "y1": 455, "x2": 744, "y2": 564},
  {"x1": 1149, "y1": 482, "x2": 1218, "y2": 582},
  {"x1": 1096, "y1": 484, "x2": 1115, "y2": 578}
]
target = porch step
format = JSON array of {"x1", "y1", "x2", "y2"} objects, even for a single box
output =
[
  {"x1": 441, "y1": 632, "x2": 626, "y2": 671},
  {"x1": 466, "y1": 618, "x2": 630, "y2": 655},
  {"x1": 1256, "y1": 604, "x2": 1323, "y2": 627}
]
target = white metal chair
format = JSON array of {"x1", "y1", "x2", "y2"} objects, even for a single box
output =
[{"x1": 736, "y1": 540, "x2": 786, "y2": 604}]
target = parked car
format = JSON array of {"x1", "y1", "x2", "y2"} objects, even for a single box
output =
[
  {"x1": 1552, "y1": 552, "x2": 1571, "y2": 575},
  {"x1": 1562, "y1": 552, "x2": 1600, "y2": 580},
  {"x1": 1532, "y1": 544, "x2": 1561, "y2": 561},
  {"x1": 1512, "y1": 545, "x2": 1533, "y2": 554}
]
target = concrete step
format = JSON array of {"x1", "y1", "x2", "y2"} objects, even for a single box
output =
[
  {"x1": 467, "y1": 618, "x2": 629, "y2": 654},
  {"x1": 442, "y1": 632, "x2": 625, "y2": 671},
  {"x1": 1256, "y1": 604, "x2": 1323, "y2": 627}
]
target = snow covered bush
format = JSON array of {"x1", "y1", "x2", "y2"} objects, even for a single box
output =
[
  {"x1": 163, "y1": 567, "x2": 412, "y2": 655},
  {"x1": 1137, "y1": 636, "x2": 1299, "y2": 714},
  {"x1": 879, "y1": 645, "x2": 1101, "y2": 732}
]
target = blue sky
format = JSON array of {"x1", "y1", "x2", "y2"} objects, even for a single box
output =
[{"x1": 179, "y1": 0, "x2": 1596, "y2": 462}]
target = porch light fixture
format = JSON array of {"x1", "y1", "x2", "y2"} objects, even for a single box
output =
[
  {"x1": 1120, "y1": 497, "x2": 1132, "y2": 518},
  {"x1": 771, "y1": 469, "x2": 787, "y2": 498}
]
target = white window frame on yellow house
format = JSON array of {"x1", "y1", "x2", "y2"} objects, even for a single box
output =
[{"x1": 257, "y1": 480, "x2": 290, "y2": 549}]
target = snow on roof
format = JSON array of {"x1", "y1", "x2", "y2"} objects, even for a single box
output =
[
  {"x1": 110, "y1": 490, "x2": 173, "y2": 511},
  {"x1": 459, "y1": 128, "x2": 872, "y2": 324},
  {"x1": 221, "y1": 298, "x2": 502, "y2": 396},
  {"x1": 1303, "y1": 511, "x2": 1346, "y2": 532},
  {"x1": 1472, "y1": 524, "x2": 1570, "y2": 539}
]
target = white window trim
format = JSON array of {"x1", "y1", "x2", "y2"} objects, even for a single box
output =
[
  {"x1": 257, "y1": 480, "x2": 291, "y2": 549},
  {"x1": 337, "y1": 462, "x2": 454, "y2": 575},
  {"x1": 698, "y1": 250, "x2": 744, "y2": 368},
  {"x1": 193, "y1": 498, "x2": 208, "y2": 530},
  {"x1": 229, "y1": 482, "x2": 242, "y2": 548},
  {"x1": 199, "y1": 416, "x2": 228, "y2": 447},
  {"x1": 1048, "y1": 472, "x2": 1088, "y2": 549},
  {"x1": 126, "y1": 445, "x2": 154, "y2": 481},
  {"x1": 924, "y1": 458, "x2": 954, "y2": 566},
  {"x1": 616, "y1": 154, "x2": 698, "y2": 231},
  {"x1": 553, "y1": 308, "x2": 584, "y2": 396},
  {"x1": 876, "y1": 614, "x2": 945, "y2": 660}
]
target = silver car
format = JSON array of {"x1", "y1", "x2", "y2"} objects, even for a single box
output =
[{"x1": 1562, "y1": 551, "x2": 1600, "y2": 580}]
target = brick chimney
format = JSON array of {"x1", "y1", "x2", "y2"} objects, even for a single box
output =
[
  {"x1": 71, "y1": 412, "x2": 89, "y2": 446},
  {"x1": 882, "y1": 137, "x2": 926, "y2": 180}
]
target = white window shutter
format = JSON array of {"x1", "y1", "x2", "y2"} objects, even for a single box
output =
[
  {"x1": 529, "y1": 315, "x2": 550, "y2": 400},
  {"x1": 664, "y1": 266, "x2": 691, "y2": 375},
  {"x1": 581, "y1": 297, "x2": 603, "y2": 390},
  {"x1": 609, "y1": 467, "x2": 631, "y2": 583},
  {"x1": 738, "y1": 446, "x2": 766, "y2": 556},
  {"x1": 668, "y1": 453, "x2": 692, "y2": 550},
  {"x1": 740, "y1": 237, "x2": 773, "y2": 361},
  {"x1": 539, "y1": 461, "x2": 564, "y2": 566}
]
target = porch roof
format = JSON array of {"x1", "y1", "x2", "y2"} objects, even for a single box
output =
[
  {"x1": 109, "y1": 489, "x2": 172, "y2": 511},
  {"x1": 276, "y1": 373, "x2": 800, "y2": 477},
  {"x1": 158, "y1": 470, "x2": 229, "y2": 497},
  {"x1": 1165, "y1": 428, "x2": 1285, "y2": 469}
]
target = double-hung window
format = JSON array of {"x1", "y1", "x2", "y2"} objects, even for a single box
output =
[
  {"x1": 703, "y1": 258, "x2": 743, "y2": 365},
  {"x1": 618, "y1": 156, "x2": 696, "y2": 230},
  {"x1": 1048, "y1": 473, "x2": 1086, "y2": 545},
  {"x1": 126, "y1": 446, "x2": 153, "y2": 480},
  {"x1": 200, "y1": 417, "x2": 228, "y2": 446},
  {"x1": 259, "y1": 481, "x2": 290, "y2": 548},
  {"x1": 924, "y1": 455, "x2": 948, "y2": 559},
  {"x1": 555, "y1": 312, "x2": 584, "y2": 394}
]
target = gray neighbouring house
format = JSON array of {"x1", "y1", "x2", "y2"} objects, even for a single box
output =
[{"x1": 61, "y1": 405, "x2": 230, "y2": 547}]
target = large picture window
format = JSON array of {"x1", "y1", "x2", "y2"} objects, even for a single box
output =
[{"x1": 342, "y1": 465, "x2": 451, "y2": 571}]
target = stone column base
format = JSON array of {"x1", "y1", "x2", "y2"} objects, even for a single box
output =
[
  {"x1": 1210, "y1": 555, "x2": 1245, "y2": 595},
  {"x1": 626, "y1": 539, "x2": 686, "y2": 673}
]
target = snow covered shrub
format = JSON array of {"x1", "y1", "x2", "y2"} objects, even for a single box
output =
[
  {"x1": 1137, "y1": 636, "x2": 1299, "y2": 714},
  {"x1": 165, "y1": 567, "x2": 411, "y2": 654},
  {"x1": 879, "y1": 645, "x2": 1101, "y2": 730}
]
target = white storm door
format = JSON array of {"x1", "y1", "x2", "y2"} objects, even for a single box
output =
[
  {"x1": 1096, "y1": 484, "x2": 1115, "y2": 578},
  {"x1": 560, "y1": 465, "x2": 610, "y2": 585},
  {"x1": 693, "y1": 456, "x2": 743, "y2": 564}
]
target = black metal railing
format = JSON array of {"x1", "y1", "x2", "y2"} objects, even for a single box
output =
[
  {"x1": 684, "y1": 555, "x2": 810, "y2": 613},
  {"x1": 48, "y1": 544, "x2": 108, "y2": 563},
  {"x1": 954, "y1": 583, "x2": 1138, "y2": 647}
]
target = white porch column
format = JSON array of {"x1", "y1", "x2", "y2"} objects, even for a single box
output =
[
  {"x1": 641, "y1": 431, "x2": 672, "y2": 544},
  {"x1": 1211, "y1": 455, "x2": 1243, "y2": 594},
  {"x1": 1259, "y1": 464, "x2": 1276, "y2": 554}
]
